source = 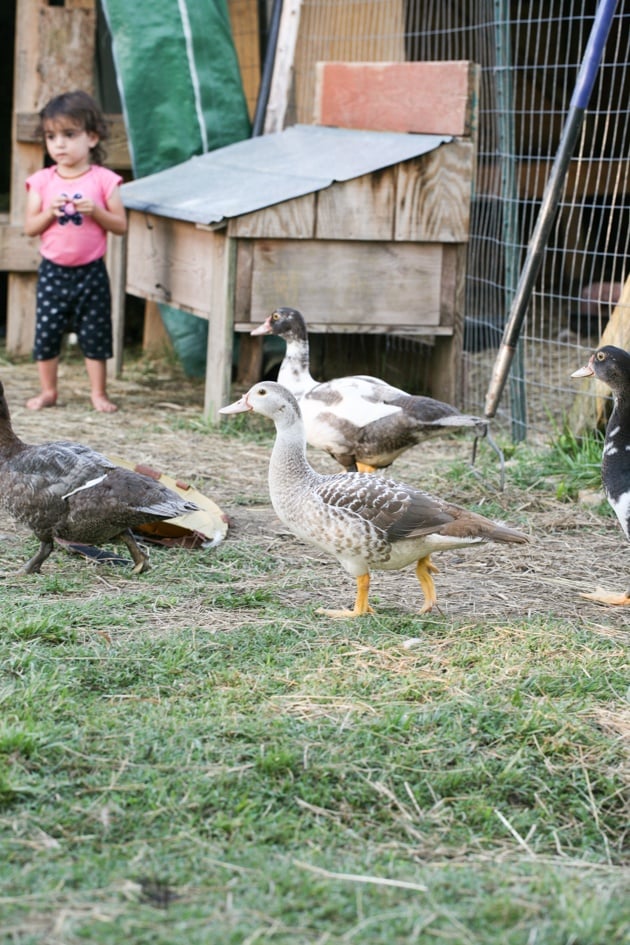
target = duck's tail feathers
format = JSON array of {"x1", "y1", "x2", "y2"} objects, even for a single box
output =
[
  {"x1": 484, "y1": 522, "x2": 529, "y2": 544},
  {"x1": 441, "y1": 512, "x2": 529, "y2": 544},
  {"x1": 427, "y1": 415, "x2": 489, "y2": 435},
  {"x1": 136, "y1": 498, "x2": 200, "y2": 519}
]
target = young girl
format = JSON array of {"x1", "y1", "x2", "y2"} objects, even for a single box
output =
[{"x1": 24, "y1": 90, "x2": 127, "y2": 412}]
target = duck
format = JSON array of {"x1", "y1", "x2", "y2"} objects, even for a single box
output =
[
  {"x1": 251, "y1": 307, "x2": 491, "y2": 473},
  {"x1": 220, "y1": 381, "x2": 528, "y2": 616},
  {"x1": 0, "y1": 378, "x2": 200, "y2": 575},
  {"x1": 572, "y1": 344, "x2": 630, "y2": 605}
]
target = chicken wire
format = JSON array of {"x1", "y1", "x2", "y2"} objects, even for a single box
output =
[{"x1": 265, "y1": 0, "x2": 630, "y2": 442}]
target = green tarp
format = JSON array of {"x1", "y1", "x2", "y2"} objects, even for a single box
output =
[
  {"x1": 102, "y1": 0, "x2": 250, "y2": 176},
  {"x1": 101, "y1": 0, "x2": 251, "y2": 373}
]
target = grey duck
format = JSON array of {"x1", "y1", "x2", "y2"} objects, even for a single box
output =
[{"x1": 220, "y1": 382, "x2": 528, "y2": 616}]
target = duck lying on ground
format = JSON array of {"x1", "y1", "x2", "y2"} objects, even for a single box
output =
[
  {"x1": 572, "y1": 344, "x2": 630, "y2": 605},
  {"x1": 0, "y1": 379, "x2": 199, "y2": 575},
  {"x1": 220, "y1": 381, "x2": 528, "y2": 616},
  {"x1": 251, "y1": 307, "x2": 491, "y2": 473}
]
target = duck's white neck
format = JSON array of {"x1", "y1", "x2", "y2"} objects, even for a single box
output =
[
  {"x1": 267, "y1": 410, "x2": 320, "y2": 517},
  {"x1": 277, "y1": 337, "x2": 316, "y2": 400}
]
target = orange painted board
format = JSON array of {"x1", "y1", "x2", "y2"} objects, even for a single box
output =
[{"x1": 314, "y1": 61, "x2": 474, "y2": 135}]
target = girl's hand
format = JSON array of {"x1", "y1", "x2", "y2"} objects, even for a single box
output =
[
  {"x1": 49, "y1": 195, "x2": 68, "y2": 218},
  {"x1": 73, "y1": 196, "x2": 96, "y2": 216}
]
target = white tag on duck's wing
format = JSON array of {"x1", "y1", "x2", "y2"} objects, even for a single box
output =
[{"x1": 62, "y1": 474, "x2": 108, "y2": 500}]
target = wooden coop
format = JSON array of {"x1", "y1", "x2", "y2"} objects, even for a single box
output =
[
  {"x1": 2, "y1": 3, "x2": 478, "y2": 424},
  {"x1": 121, "y1": 60, "x2": 479, "y2": 420}
]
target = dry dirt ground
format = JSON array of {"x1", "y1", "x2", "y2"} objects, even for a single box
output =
[{"x1": 0, "y1": 351, "x2": 627, "y2": 635}]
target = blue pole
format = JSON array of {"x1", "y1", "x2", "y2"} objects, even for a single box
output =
[{"x1": 484, "y1": 0, "x2": 619, "y2": 420}]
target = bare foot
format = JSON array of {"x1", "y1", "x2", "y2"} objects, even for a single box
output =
[
  {"x1": 91, "y1": 393, "x2": 118, "y2": 413},
  {"x1": 26, "y1": 392, "x2": 57, "y2": 410}
]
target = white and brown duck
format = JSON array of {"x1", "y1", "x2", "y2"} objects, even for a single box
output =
[
  {"x1": 251, "y1": 307, "x2": 491, "y2": 473},
  {"x1": 220, "y1": 382, "x2": 528, "y2": 616},
  {"x1": 0, "y1": 378, "x2": 200, "y2": 574},
  {"x1": 572, "y1": 344, "x2": 630, "y2": 605}
]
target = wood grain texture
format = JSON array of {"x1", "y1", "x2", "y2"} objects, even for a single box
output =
[
  {"x1": 141, "y1": 300, "x2": 174, "y2": 357},
  {"x1": 5, "y1": 275, "x2": 38, "y2": 355},
  {"x1": 36, "y1": 5, "x2": 96, "y2": 108},
  {"x1": 105, "y1": 232, "x2": 126, "y2": 377},
  {"x1": 126, "y1": 213, "x2": 218, "y2": 318},
  {"x1": 227, "y1": 0, "x2": 261, "y2": 121},
  {"x1": 228, "y1": 193, "x2": 315, "y2": 239},
  {"x1": 264, "y1": 0, "x2": 303, "y2": 133},
  {"x1": 233, "y1": 238, "x2": 254, "y2": 320},
  {"x1": 0, "y1": 223, "x2": 40, "y2": 271},
  {"x1": 204, "y1": 235, "x2": 236, "y2": 420},
  {"x1": 247, "y1": 239, "x2": 444, "y2": 327},
  {"x1": 395, "y1": 142, "x2": 474, "y2": 243},
  {"x1": 315, "y1": 170, "x2": 395, "y2": 241}
]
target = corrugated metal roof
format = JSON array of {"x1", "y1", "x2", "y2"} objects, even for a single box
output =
[{"x1": 120, "y1": 124, "x2": 451, "y2": 225}]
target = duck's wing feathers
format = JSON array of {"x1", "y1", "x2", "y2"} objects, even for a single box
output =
[
  {"x1": 314, "y1": 474, "x2": 527, "y2": 545},
  {"x1": 377, "y1": 388, "x2": 487, "y2": 433},
  {"x1": 7, "y1": 442, "x2": 116, "y2": 498},
  {"x1": 391, "y1": 494, "x2": 528, "y2": 545},
  {"x1": 67, "y1": 466, "x2": 199, "y2": 519},
  {"x1": 6, "y1": 443, "x2": 196, "y2": 520},
  {"x1": 309, "y1": 376, "x2": 473, "y2": 424},
  {"x1": 303, "y1": 377, "x2": 401, "y2": 423},
  {"x1": 314, "y1": 475, "x2": 458, "y2": 537}
]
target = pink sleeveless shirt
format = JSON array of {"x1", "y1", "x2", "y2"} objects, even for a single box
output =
[{"x1": 26, "y1": 165, "x2": 123, "y2": 267}]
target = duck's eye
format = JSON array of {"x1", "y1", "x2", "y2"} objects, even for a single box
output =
[
  {"x1": 271, "y1": 312, "x2": 279, "y2": 321},
  {"x1": 596, "y1": 351, "x2": 606, "y2": 361},
  {"x1": 258, "y1": 387, "x2": 267, "y2": 397}
]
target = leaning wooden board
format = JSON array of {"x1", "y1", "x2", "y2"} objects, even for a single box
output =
[{"x1": 111, "y1": 456, "x2": 229, "y2": 548}]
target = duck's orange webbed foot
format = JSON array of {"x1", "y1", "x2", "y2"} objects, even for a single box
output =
[
  {"x1": 416, "y1": 555, "x2": 440, "y2": 614},
  {"x1": 316, "y1": 573, "x2": 374, "y2": 618},
  {"x1": 579, "y1": 587, "x2": 630, "y2": 606}
]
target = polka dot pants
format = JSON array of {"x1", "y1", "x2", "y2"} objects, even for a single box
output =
[{"x1": 33, "y1": 257, "x2": 114, "y2": 361}]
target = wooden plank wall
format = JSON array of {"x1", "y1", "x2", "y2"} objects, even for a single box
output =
[
  {"x1": 228, "y1": 151, "x2": 474, "y2": 246},
  {"x1": 126, "y1": 213, "x2": 221, "y2": 319},
  {"x1": 244, "y1": 239, "x2": 447, "y2": 329},
  {"x1": 227, "y1": 0, "x2": 261, "y2": 121}
]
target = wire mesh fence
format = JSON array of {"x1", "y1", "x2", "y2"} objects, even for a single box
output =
[{"x1": 263, "y1": 0, "x2": 630, "y2": 442}]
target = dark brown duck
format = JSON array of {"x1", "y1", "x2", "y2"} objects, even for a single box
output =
[{"x1": 0, "y1": 379, "x2": 199, "y2": 574}]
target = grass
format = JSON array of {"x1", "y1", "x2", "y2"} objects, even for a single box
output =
[
  {"x1": 435, "y1": 420, "x2": 611, "y2": 522},
  {"x1": 0, "y1": 427, "x2": 628, "y2": 944},
  {"x1": 510, "y1": 422, "x2": 606, "y2": 501}
]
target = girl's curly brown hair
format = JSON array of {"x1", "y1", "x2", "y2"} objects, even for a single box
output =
[{"x1": 38, "y1": 90, "x2": 109, "y2": 165}]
